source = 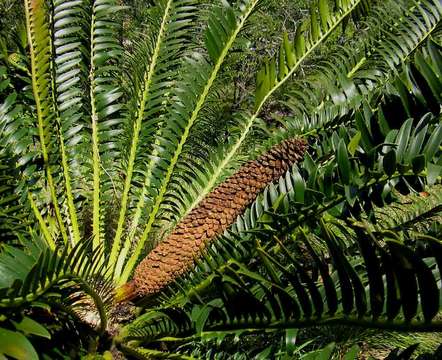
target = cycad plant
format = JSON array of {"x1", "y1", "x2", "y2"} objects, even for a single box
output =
[{"x1": 0, "y1": 0, "x2": 442, "y2": 358}]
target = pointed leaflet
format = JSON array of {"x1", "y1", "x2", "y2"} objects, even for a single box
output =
[
  {"x1": 0, "y1": 328, "x2": 38, "y2": 360},
  {"x1": 301, "y1": 230, "x2": 338, "y2": 315},
  {"x1": 388, "y1": 240, "x2": 439, "y2": 323},
  {"x1": 337, "y1": 139, "x2": 351, "y2": 185},
  {"x1": 355, "y1": 229, "x2": 384, "y2": 319},
  {"x1": 320, "y1": 222, "x2": 354, "y2": 315}
]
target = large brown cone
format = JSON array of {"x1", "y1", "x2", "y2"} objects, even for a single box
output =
[{"x1": 127, "y1": 138, "x2": 307, "y2": 299}]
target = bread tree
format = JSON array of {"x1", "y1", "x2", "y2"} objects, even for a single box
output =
[{"x1": 0, "y1": 0, "x2": 441, "y2": 358}]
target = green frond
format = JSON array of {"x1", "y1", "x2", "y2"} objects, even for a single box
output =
[
  {"x1": 320, "y1": 0, "x2": 442, "y2": 108},
  {"x1": 0, "y1": 66, "x2": 34, "y2": 163},
  {"x1": 120, "y1": 228, "x2": 442, "y2": 344},
  {"x1": 118, "y1": 0, "x2": 263, "y2": 284},
  {"x1": 86, "y1": 0, "x2": 125, "y2": 249},
  {"x1": 111, "y1": 0, "x2": 198, "y2": 276},
  {"x1": 253, "y1": 0, "x2": 370, "y2": 111},
  {"x1": 0, "y1": 173, "x2": 28, "y2": 240},
  {"x1": 372, "y1": 185, "x2": 442, "y2": 234},
  {"x1": 0, "y1": 72, "x2": 34, "y2": 241},
  {"x1": 0, "y1": 236, "x2": 109, "y2": 305},
  {"x1": 274, "y1": 0, "x2": 442, "y2": 143},
  {"x1": 0, "y1": 232, "x2": 113, "y2": 334},
  {"x1": 50, "y1": 0, "x2": 91, "y2": 244},
  {"x1": 24, "y1": 0, "x2": 69, "y2": 244}
]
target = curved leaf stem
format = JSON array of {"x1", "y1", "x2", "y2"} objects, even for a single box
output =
[
  {"x1": 89, "y1": 1, "x2": 102, "y2": 250},
  {"x1": 28, "y1": 192, "x2": 55, "y2": 249}
]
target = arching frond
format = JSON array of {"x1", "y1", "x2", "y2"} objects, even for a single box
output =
[
  {"x1": 0, "y1": 235, "x2": 112, "y2": 333},
  {"x1": 118, "y1": 0, "x2": 264, "y2": 284},
  {"x1": 284, "y1": 1, "x2": 442, "y2": 117},
  {"x1": 110, "y1": 0, "x2": 198, "y2": 275},
  {"x1": 119, "y1": 227, "x2": 442, "y2": 345},
  {"x1": 50, "y1": 0, "x2": 90, "y2": 244},
  {"x1": 24, "y1": 0, "x2": 69, "y2": 244},
  {"x1": 372, "y1": 185, "x2": 442, "y2": 234},
  {"x1": 87, "y1": 0, "x2": 124, "y2": 248}
]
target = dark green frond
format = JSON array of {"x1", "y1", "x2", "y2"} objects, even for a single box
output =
[{"x1": 120, "y1": 228, "x2": 442, "y2": 341}]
